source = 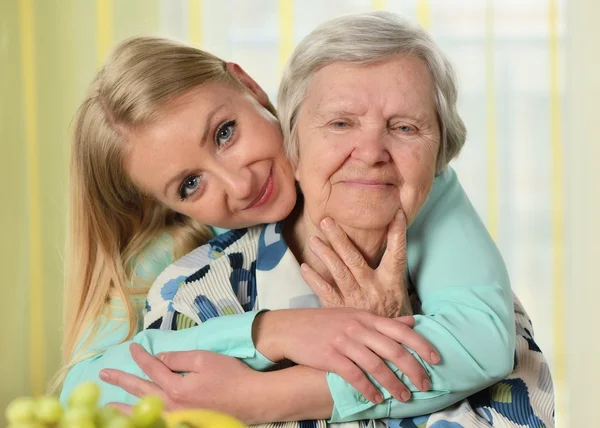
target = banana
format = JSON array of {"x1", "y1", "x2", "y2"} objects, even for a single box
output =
[{"x1": 164, "y1": 409, "x2": 246, "y2": 428}]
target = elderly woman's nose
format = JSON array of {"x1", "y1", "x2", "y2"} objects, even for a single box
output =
[{"x1": 350, "y1": 131, "x2": 391, "y2": 165}]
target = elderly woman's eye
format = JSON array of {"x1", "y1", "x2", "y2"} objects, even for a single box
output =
[
  {"x1": 215, "y1": 120, "x2": 237, "y2": 147},
  {"x1": 179, "y1": 175, "x2": 201, "y2": 200},
  {"x1": 395, "y1": 124, "x2": 416, "y2": 133},
  {"x1": 331, "y1": 120, "x2": 350, "y2": 129}
]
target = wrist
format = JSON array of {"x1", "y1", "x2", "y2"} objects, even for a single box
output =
[
  {"x1": 244, "y1": 367, "x2": 333, "y2": 424},
  {"x1": 252, "y1": 310, "x2": 284, "y2": 362}
]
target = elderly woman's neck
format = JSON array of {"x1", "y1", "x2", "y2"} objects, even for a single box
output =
[{"x1": 285, "y1": 209, "x2": 388, "y2": 283}]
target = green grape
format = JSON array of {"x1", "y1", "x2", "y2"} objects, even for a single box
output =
[
  {"x1": 105, "y1": 415, "x2": 135, "y2": 428},
  {"x1": 130, "y1": 395, "x2": 164, "y2": 427},
  {"x1": 6, "y1": 422, "x2": 44, "y2": 428},
  {"x1": 34, "y1": 395, "x2": 62, "y2": 423},
  {"x1": 68, "y1": 381, "x2": 101, "y2": 408},
  {"x1": 96, "y1": 406, "x2": 123, "y2": 426},
  {"x1": 5, "y1": 397, "x2": 36, "y2": 423},
  {"x1": 61, "y1": 406, "x2": 94, "y2": 426},
  {"x1": 145, "y1": 419, "x2": 167, "y2": 428}
]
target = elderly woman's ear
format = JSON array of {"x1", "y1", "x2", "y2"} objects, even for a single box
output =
[{"x1": 226, "y1": 62, "x2": 270, "y2": 107}]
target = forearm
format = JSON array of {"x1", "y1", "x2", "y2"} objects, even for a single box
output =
[
  {"x1": 245, "y1": 365, "x2": 333, "y2": 424},
  {"x1": 61, "y1": 311, "x2": 273, "y2": 405}
]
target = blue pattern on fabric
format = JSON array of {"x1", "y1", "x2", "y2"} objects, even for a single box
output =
[
  {"x1": 523, "y1": 328, "x2": 542, "y2": 353},
  {"x1": 257, "y1": 222, "x2": 287, "y2": 271},
  {"x1": 467, "y1": 378, "x2": 545, "y2": 427},
  {"x1": 186, "y1": 265, "x2": 211, "y2": 284},
  {"x1": 209, "y1": 228, "x2": 248, "y2": 253},
  {"x1": 161, "y1": 275, "x2": 186, "y2": 301},
  {"x1": 193, "y1": 295, "x2": 220, "y2": 322},
  {"x1": 228, "y1": 252, "x2": 257, "y2": 311},
  {"x1": 429, "y1": 422, "x2": 463, "y2": 428},
  {"x1": 299, "y1": 420, "x2": 318, "y2": 428}
]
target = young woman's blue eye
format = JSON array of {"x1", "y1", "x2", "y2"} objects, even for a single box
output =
[
  {"x1": 179, "y1": 175, "x2": 200, "y2": 200},
  {"x1": 215, "y1": 120, "x2": 237, "y2": 146}
]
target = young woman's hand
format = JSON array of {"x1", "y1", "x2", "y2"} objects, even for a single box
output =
[
  {"x1": 253, "y1": 307, "x2": 439, "y2": 404},
  {"x1": 100, "y1": 344, "x2": 263, "y2": 423},
  {"x1": 301, "y1": 212, "x2": 413, "y2": 318}
]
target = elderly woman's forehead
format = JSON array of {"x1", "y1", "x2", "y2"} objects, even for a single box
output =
[{"x1": 303, "y1": 59, "x2": 436, "y2": 111}]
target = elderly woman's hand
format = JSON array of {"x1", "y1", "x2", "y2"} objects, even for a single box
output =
[{"x1": 301, "y1": 211, "x2": 412, "y2": 318}]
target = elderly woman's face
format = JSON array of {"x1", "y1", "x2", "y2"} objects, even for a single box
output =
[{"x1": 295, "y1": 55, "x2": 440, "y2": 230}]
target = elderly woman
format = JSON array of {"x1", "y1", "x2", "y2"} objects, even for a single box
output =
[{"x1": 94, "y1": 12, "x2": 553, "y2": 428}]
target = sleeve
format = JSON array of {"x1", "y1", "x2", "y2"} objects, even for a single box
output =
[
  {"x1": 60, "y1": 310, "x2": 274, "y2": 406},
  {"x1": 327, "y1": 167, "x2": 516, "y2": 422}
]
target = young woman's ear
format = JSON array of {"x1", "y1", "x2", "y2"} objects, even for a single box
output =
[{"x1": 226, "y1": 62, "x2": 270, "y2": 107}]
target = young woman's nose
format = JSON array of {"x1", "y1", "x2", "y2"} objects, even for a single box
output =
[{"x1": 219, "y1": 168, "x2": 253, "y2": 200}]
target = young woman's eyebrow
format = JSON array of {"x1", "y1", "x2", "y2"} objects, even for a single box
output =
[{"x1": 199, "y1": 103, "x2": 227, "y2": 146}]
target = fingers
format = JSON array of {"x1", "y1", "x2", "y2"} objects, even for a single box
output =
[
  {"x1": 394, "y1": 315, "x2": 415, "y2": 328},
  {"x1": 375, "y1": 318, "x2": 440, "y2": 366},
  {"x1": 329, "y1": 355, "x2": 384, "y2": 404},
  {"x1": 319, "y1": 218, "x2": 369, "y2": 282},
  {"x1": 356, "y1": 329, "x2": 431, "y2": 394},
  {"x1": 380, "y1": 211, "x2": 407, "y2": 276},
  {"x1": 106, "y1": 403, "x2": 132, "y2": 415},
  {"x1": 339, "y1": 337, "x2": 412, "y2": 403},
  {"x1": 300, "y1": 263, "x2": 342, "y2": 307},
  {"x1": 129, "y1": 344, "x2": 183, "y2": 389},
  {"x1": 99, "y1": 367, "x2": 160, "y2": 399},
  {"x1": 308, "y1": 235, "x2": 358, "y2": 296}
]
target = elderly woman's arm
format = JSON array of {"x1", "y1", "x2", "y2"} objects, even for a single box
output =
[{"x1": 325, "y1": 167, "x2": 516, "y2": 421}]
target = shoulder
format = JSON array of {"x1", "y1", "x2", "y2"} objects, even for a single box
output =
[{"x1": 144, "y1": 226, "x2": 264, "y2": 322}]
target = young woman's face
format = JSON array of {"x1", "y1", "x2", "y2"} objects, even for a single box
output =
[{"x1": 125, "y1": 82, "x2": 296, "y2": 229}]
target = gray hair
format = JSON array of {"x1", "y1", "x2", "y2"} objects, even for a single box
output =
[{"x1": 277, "y1": 11, "x2": 467, "y2": 171}]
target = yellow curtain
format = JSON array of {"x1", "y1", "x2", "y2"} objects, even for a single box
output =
[{"x1": 0, "y1": 0, "x2": 159, "y2": 412}]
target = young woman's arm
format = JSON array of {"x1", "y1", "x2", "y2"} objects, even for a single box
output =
[{"x1": 60, "y1": 308, "x2": 272, "y2": 406}]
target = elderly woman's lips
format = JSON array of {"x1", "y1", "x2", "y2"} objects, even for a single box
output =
[
  {"x1": 342, "y1": 180, "x2": 394, "y2": 188},
  {"x1": 245, "y1": 170, "x2": 274, "y2": 210}
]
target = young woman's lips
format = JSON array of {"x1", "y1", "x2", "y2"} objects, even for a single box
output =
[{"x1": 245, "y1": 170, "x2": 274, "y2": 210}]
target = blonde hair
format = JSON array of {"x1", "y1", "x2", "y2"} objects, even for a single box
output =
[
  {"x1": 57, "y1": 37, "x2": 272, "y2": 388},
  {"x1": 278, "y1": 11, "x2": 467, "y2": 172}
]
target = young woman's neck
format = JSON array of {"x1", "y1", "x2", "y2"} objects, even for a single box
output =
[{"x1": 284, "y1": 206, "x2": 387, "y2": 286}]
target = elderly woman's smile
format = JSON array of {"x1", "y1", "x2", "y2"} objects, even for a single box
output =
[{"x1": 295, "y1": 55, "x2": 441, "y2": 231}]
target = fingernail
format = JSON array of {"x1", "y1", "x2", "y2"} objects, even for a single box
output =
[
  {"x1": 155, "y1": 352, "x2": 164, "y2": 360},
  {"x1": 374, "y1": 393, "x2": 383, "y2": 403},
  {"x1": 422, "y1": 379, "x2": 430, "y2": 391},
  {"x1": 401, "y1": 391, "x2": 410, "y2": 402},
  {"x1": 430, "y1": 352, "x2": 440, "y2": 364},
  {"x1": 321, "y1": 217, "x2": 333, "y2": 230},
  {"x1": 99, "y1": 370, "x2": 110, "y2": 382}
]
